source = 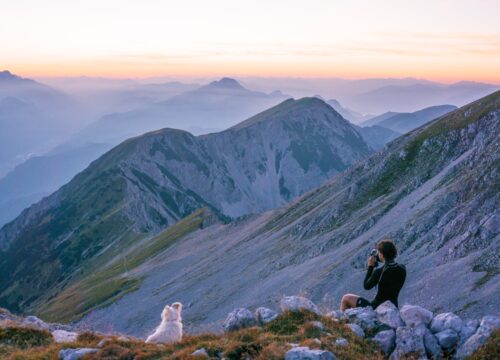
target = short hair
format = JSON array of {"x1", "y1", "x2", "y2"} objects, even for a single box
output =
[{"x1": 377, "y1": 239, "x2": 397, "y2": 261}]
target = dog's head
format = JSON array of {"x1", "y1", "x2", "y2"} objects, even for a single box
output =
[{"x1": 161, "y1": 302, "x2": 183, "y2": 322}]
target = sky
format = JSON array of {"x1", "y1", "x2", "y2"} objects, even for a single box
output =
[{"x1": 1, "y1": 0, "x2": 500, "y2": 82}]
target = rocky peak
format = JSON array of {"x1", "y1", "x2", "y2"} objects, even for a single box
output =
[{"x1": 206, "y1": 77, "x2": 245, "y2": 90}]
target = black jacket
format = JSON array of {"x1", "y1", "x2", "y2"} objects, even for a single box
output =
[{"x1": 364, "y1": 261, "x2": 406, "y2": 308}]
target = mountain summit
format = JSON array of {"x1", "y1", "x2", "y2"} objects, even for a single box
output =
[{"x1": 205, "y1": 77, "x2": 245, "y2": 90}]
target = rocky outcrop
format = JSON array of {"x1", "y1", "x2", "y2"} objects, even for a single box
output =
[
  {"x1": 254, "y1": 307, "x2": 278, "y2": 325},
  {"x1": 280, "y1": 296, "x2": 322, "y2": 315},
  {"x1": 222, "y1": 308, "x2": 257, "y2": 332},
  {"x1": 285, "y1": 346, "x2": 336, "y2": 360},
  {"x1": 59, "y1": 348, "x2": 99, "y2": 360},
  {"x1": 455, "y1": 316, "x2": 500, "y2": 359}
]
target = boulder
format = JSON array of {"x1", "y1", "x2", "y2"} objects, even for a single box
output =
[
  {"x1": 255, "y1": 307, "x2": 278, "y2": 325},
  {"x1": 285, "y1": 346, "x2": 336, "y2": 360},
  {"x1": 423, "y1": 328, "x2": 443, "y2": 359},
  {"x1": 191, "y1": 348, "x2": 209, "y2": 358},
  {"x1": 59, "y1": 348, "x2": 99, "y2": 360},
  {"x1": 389, "y1": 325, "x2": 426, "y2": 360},
  {"x1": 455, "y1": 315, "x2": 500, "y2": 359},
  {"x1": 434, "y1": 329, "x2": 459, "y2": 350},
  {"x1": 280, "y1": 296, "x2": 321, "y2": 315},
  {"x1": 21, "y1": 315, "x2": 50, "y2": 330},
  {"x1": 346, "y1": 323, "x2": 365, "y2": 338},
  {"x1": 372, "y1": 329, "x2": 396, "y2": 355},
  {"x1": 459, "y1": 319, "x2": 479, "y2": 344},
  {"x1": 375, "y1": 301, "x2": 404, "y2": 329},
  {"x1": 223, "y1": 308, "x2": 256, "y2": 332},
  {"x1": 335, "y1": 337, "x2": 348, "y2": 347},
  {"x1": 344, "y1": 307, "x2": 378, "y2": 331},
  {"x1": 327, "y1": 310, "x2": 346, "y2": 321},
  {"x1": 308, "y1": 321, "x2": 324, "y2": 331},
  {"x1": 52, "y1": 330, "x2": 79, "y2": 343},
  {"x1": 400, "y1": 305, "x2": 433, "y2": 327},
  {"x1": 430, "y1": 312, "x2": 463, "y2": 333}
]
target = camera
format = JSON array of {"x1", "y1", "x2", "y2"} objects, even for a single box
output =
[{"x1": 370, "y1": 249, "x2": 380, "y2": 265}]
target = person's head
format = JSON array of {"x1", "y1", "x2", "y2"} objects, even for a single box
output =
[{"x1": 377, "y1": 239, "x2": 397, "y2": 262}]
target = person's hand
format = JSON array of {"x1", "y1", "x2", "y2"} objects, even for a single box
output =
[{"x1": 368, "y1": 256, "x2": 376, "y2": 267}]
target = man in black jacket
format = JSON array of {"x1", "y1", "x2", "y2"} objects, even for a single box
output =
[{"x1": 340, "y1": 239, "x2": 406, "y2": 311}]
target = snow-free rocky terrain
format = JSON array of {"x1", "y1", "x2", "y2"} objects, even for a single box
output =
[
  {"x1": 0, "y1": 91, "x2": 498, "y2": 345},
  {"x1": 76, "y1": 91, "x2": 499, "y2": 336}
]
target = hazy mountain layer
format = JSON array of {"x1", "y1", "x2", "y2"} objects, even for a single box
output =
[
  {"x1": 0, "y1": 71, "x2": 80, "y2": 176},
  {"x1": 0, "y1": 97, "x2": 372, "y2": 318},
  {"x1": 361, "y1": 105, "x2": 457, "y2": 133},
  {"x1": 347, "y1": 82, "x2": 498, "y2": 113},
  {"x1": 0, "y1": 143, "x2": 112, "y2": 227},
  {"x1": 72, "y1": 78, "x2": 289, "y2": 145}
]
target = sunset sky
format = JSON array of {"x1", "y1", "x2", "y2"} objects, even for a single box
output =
[{"x1": 1, "y1": 0, "x2": 500, "y2": 82}]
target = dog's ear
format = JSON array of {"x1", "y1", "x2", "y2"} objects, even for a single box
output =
[
  {"x1": 161, "y1": 305, "x2": 171, "y2": 319},
  {"x1": 171, "y1": 302, "x2": 182, "y2": 315}
]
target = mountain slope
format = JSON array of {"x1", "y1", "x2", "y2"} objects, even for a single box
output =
[
  {"x1": 0, "y1": 97, "x2": 372, "y2": 317},
  {"x1": 70, "y1": 91, "x2": 499, "y2": 337},
  {"x1": 326, "y1": 99, "x2": 372, "y2": 124},
  {"x1": 0, "y1": 143, "x2": 112, "y2": 227},
  {"x1": 360, "y1": 105, "x2": 457, "y2": 133}
]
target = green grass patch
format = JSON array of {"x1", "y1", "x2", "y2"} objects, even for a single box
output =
[{"x1": 37, "y1": 208, "x2": 209, "y2": 322}]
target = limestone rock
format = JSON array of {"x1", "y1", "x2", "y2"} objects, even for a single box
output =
[
  {"x1": 459, "y1": 319, "x2": 479, "y2": 344},
  {"x1": 285, "y1": 346, "x2": 336, "y2": 360},
  {"x1": 255, "y1": 307, "x2": 278, "y2": 325},
  {"x1": 59, "y1": 348, "x2": 99, "y2": 360},
  {"x1": 280, "y1": 296, "x2": 321, "y2": 315},
  {"x1": 375, "y1": 301, "x2": 404, "y2": 329},
  {"x1": 344, "y1": 307, "x2": 378, "y2": 331},
  {"x1": 191, "y1": 348, "x2": 209, "y2": 358},
  {"x1": 423, "y1": 328, "x2": 443, "y2": 359},
  {"x1": 455, "y1": 315, "x2": 500, "y2": 359},
  {"x1": 223, "y1": 308, "x2": 256, "y2": 332},
  {"x1": 308, "y1": 321, "x2": 324, "y2": 331},
  {"x1": 400, "y1": 305, "x2": 433, "y2": 328},
  {"x1": 430, "y1": 312, "x2": 463, "y2": 333},
  {"x1": 52, "y1": 330, "x2": 79, "y2": 343},
  {"x1": 335, "y1": 337, "x2": 348, "y2": 347},
  {"x1": 346, "y1": 323, "x2": 365, "y2": 338},
  {"x1": 21, "y1": 316, "x2": 50, "y2": 330},
  {"x1": 434, "y1": 329, "x2": 458, "y2": 350},
  {"x1": 372, "y1": 329, "x2": 396, "y2": 355},
  {"x1": 390, "y1": 325, "x2": 426, "y2": 360},
  {"x1": 327, "y1": 310, "x2": 346, "y2": 321}
]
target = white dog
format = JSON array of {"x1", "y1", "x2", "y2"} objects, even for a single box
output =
[{"x1": 145, "y1": 302, "x2": 183, "y2": 344}]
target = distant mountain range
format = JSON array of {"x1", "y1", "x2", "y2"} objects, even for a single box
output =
[
  {"x1": 344, "y1": 82, "x2": 498, "y2": 114},
  {"x1": 72, "y1": 77, "x2": 290, "y2": 145},
  {"x1": 360, "y1": 105, "x2": 457, "y2": 133},
  {"x1": 0, "y1": 97, "x2": 374, "y2": 318},
  {"x1": 0, "y1": 71, "x2": 80, "y2": 177},
  {"x1": 0, "y1": 143, "x2": 112, "y2": 227}
]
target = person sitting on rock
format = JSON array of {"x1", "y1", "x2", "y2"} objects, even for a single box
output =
[{"x1": 340, "y1": 239, "x2": 406, "y2": 311}]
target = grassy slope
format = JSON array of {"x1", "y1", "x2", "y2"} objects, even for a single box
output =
[
  {"x1": 37, "y1": 208, "x2": 211, "y2": 323},
  {"x1": 0, "y1": 310, "x2": 385, "y2": 360},
  {"x1": 3, "y1": 313, "x2": 499, "y2": 359}
]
